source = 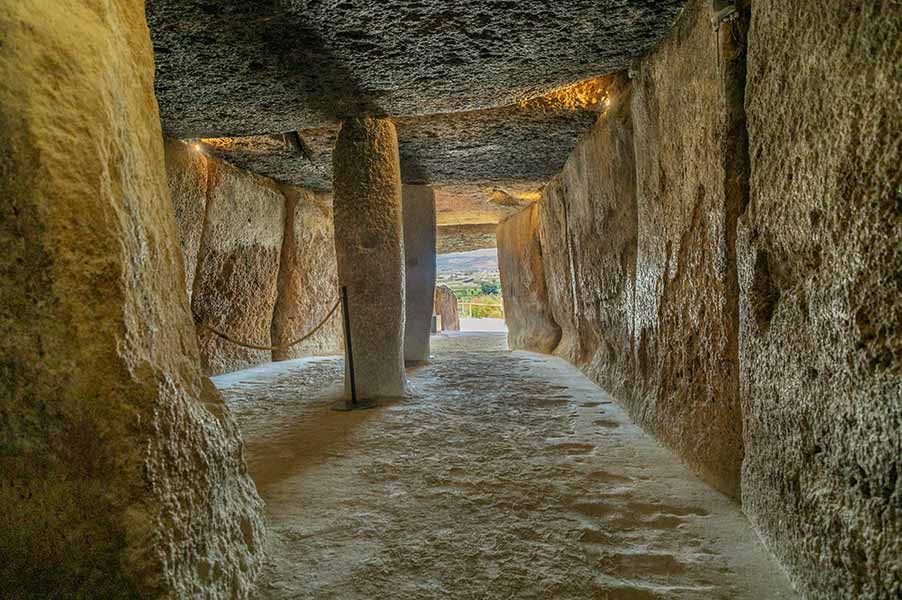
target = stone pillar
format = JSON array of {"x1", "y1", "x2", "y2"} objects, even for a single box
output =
[
  {"x1": 0, "y1": 0, "x2": 263, "y2": 596},
  {"x1": 332, "y1": 117, "x2": 406, "y2": 399},
  {"x1": 402, "y1": 185, "x2": 437, "y2": 364}
]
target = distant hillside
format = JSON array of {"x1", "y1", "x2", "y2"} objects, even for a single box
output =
[{"x1": 436, "y1": 248, "x2": 499, "y2": 274}]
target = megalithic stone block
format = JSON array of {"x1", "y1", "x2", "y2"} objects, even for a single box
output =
[
  {"x1": 332, "y1": 117, "x2": 407, "y2": 399},
  {"x1": 402, "y1": 185, "x2": 437, "y2": 364},
  {"x1": 0, "y1": 0, "x2": 264, "y2": 596}
]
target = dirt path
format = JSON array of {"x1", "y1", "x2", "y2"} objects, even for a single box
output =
[{"x1": 214, "y1": 332, "x2": 795, "y2": 599}]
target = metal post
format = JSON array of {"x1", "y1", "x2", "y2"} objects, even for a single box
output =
[{"x1": 340, "y1": 286, "x2": 357, "y2": 405}]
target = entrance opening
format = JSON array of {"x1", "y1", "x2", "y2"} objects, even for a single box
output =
[{"x1": 436, "y1": 248, "x2": 507, "y2": 333}]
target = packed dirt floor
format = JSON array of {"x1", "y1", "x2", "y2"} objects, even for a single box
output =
[{"x1": 213, "y1": 332, "x2": 796, "y2": 599}]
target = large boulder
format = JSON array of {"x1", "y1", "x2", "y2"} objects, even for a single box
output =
[
  {"x1": 270, "y1": 187, "x2": 344, "y2": 361},
  {"x1": 739, "y1": 1, "x2": 901, "y2": 596},
  {"x1": 332, "y1": 117, "x2": 407, "y2": 399},
  {"x1": 537, "y1": 1, "x2": 748, "y2": 499},
  {"x1": 164, "y1": 139, "x2": 208, "y2": 300},
  {"x1": 403, "y1": 185, "x2": 437, "y2": 364},
  {"x1": 146, "y1": 0, "x2": 684, "y2": 136},
  {"x1": 0, "y1": 1, "x2": 264, "y2": 596},
  {"x1": 628, "y1": 0, "x2": 746, "y2": 498},
  {"x1": 434, "y1": 285, "x2": 461, "y2": 332},
  {"x1": 497, "y1": 204, "x2": 561, "y2": 353},
  {"x1": 191, "y1": 159, "x2": 285, "y2": 375}
]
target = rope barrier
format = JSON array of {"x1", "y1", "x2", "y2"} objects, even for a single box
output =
[{"x1": 195, "y1": 298, "x2": 342, "y2": 351}]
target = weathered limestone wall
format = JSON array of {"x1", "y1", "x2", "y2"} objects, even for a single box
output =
[
  {"x1": 164, "y1": 139, "x2": 208, "y2": 300},
  {"x1": 497, "y1": 204, "x2": 561, "y2": 353},
  {"x1": 537, "y1": 177, "x2": 581, "y2": 363},
  {"x1": 0, "y1": 1, "x2": 264, "y2": 597},
  {"x1": 191, "y1": 160, "x2": 286, "y2": 375},
  {"x1": 333, "y1": 117, "x2": 407, "y2": 399},
  {"x1": 511, "y1": 0, "x2": 901, "y2": 594},
  {"x1": 165, "y1": 146, "x2": 343, "y2": 373},
  {"x1": 628, "y1": 0, "x2": 747, "y2": 498},
  {"x1": 534, "y1": 1, "x2": 746, "y2": 498},
  {"x1": 740, "y1": 2, "x2": 901, "y2": 597},
  {"x1": 561, "y1": 76, "x2": 638, "y2": 403},
  {"x1": 434, "y1": 285, "x2": 461, "y2": 332},
  {"x1": 271, "y1": 187, "x2": 343, "y2": 362},
  {"x1": 402, "y1": 185, "x2": 437, "y2": 364}
]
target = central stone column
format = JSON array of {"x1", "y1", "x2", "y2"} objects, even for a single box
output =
[
  {"x1": 402, "y1": 185, "x2": 437, "y2": 364},
  {"x1": 333, "y1": 117, "x2": 406, "y2": 399}
]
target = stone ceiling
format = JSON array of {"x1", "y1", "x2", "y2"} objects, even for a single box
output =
[
  {"x1": 196, "y1": 102, "x2": 599, "y2": 191},
  {"x1": 147, "y1": 0, "x2": 685, "y2": 246},
  {"x1": 147, "y1": 1, "x2": 685, "y2": 137}
]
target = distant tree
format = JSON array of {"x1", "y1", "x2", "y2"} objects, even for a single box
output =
[{"x1": 480, "y1": 281, "x2": 500, "y2": 296}]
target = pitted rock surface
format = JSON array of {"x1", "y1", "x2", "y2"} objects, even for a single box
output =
[
  {"x1": 537, "y1": 2, "x2": 747, "y2": 500},
  {"x1": 191, "y1": 160, "x2": 286, "y2": 376},
  {"x1": 165, "y1": 139, "x2": 209, "y2": 301},
  {"x1": 437, "y1": 223, "x2": 498, "y2": 255},
  {"x1": 0, "y1": 2, "x2": 264, "y2": 595},
  {"x1": 434, "y1": 285, "x2": 461, "y2": 332},
  {"x1": 497, "y1": 204, "x2": 561, "y2": 353},
  {"x1": 199, "y1": 106, "x2": 598, "y2": 191},
  {"x1": 147, "y1": 0, "x2": 685, "y2": 137},
  {"x1": 740, "y1": 1, "x2": 901, "y2": 597},
  {"x1": 271, "y1": 187, "x2": 344, "y2": 362},
  {"x1": 332, "y1": 117, "x2": 407, "y2": 399}
]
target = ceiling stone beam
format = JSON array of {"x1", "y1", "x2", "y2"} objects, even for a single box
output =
[{"x1": 147, "y1": 0, "x2": 685, "y2": 137}]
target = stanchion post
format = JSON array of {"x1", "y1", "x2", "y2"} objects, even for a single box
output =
[{"x1": 340, "y1": 286, "x2": 358, "y2": 406}]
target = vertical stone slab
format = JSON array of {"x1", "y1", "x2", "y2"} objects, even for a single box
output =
[
  {"x1": 434, "y1": 285, "x2": 461, "y2": 332},
  {"x1": 164, "y1": 139, "x2": 208, "y2": 301},
  {"x1": 191, "y1": 159, "x2": 285, "y2": 375},
  {"x1": 629, "y1": 0, "x2": 746, "y2": 497},
  {"x1": 562, "y1": 76, "x2": 638, "y2": 402},
  {"x1": 741, "y1": 1, "x2": 901, "y2": 596},
  {"x1": 537, "y1": 177, "x2": 582, "y2": 363},
  {"x1": 0, "y1": 1, "x2": 264, "y2": 597},
  {"x1": 333, "y1": 117, "x2": 406, "y2": 399},
  {"x1": 402, "y1": 185, "x2": 437, "y2": 364},
  {"x1": 271, "y1": 187, "x2": 344, "y2": 362},
  {"x1": 497, "y1": 204, "x2": 561, "y2": 353}
]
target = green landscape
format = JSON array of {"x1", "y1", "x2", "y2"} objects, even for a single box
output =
[{"x1": 436, "y1": 248, "x2": 504, "y2": 319}]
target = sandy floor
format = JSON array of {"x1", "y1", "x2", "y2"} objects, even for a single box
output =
[{"x1": 213, "y1": 333, "x2": 795, "y2": 599}]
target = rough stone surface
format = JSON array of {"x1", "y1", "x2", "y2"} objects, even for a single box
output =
[
  {"x1": 534, "y1": 2, "x2": 748, "y2": 498},
  {"x1": 740, "y1": 2, "x2": 901, "y2": 597},
  {"x1": 435, "y1": 183, "x2": 541, "y2": 226},
  {"x1": 164, "y1": 139, "x2": 208, "y2": 300},
  {"x1": 434, "y1": 285, "x2": 461, "y2": 332},
  {"x1": 496, "y1": 205, "x2": 561, "y2": 353},
  {"x1": 395, "y1": 107, "x2": 599, "y2": 187},
  {"x1": 333, "y1": 117, "x2": 406, "y2": 399},
  {"x1": 559, "y1": 76, "x2": 639, "y2": 404},
  {"x1": 402, "y1": 186, "x2": 437, "y2": 364},
  {"x1": 192, "y1": 160, "x2": 285, "y2": 376},
  {"x1": 200, "y1": 133, "x2": 329, "y2": 190},
  {"x1": 437, "y1": 223, "x2": 498, "y2": 255},
  {"x1": 199, "y1": 106, "x2": 598, "y2": 191},
  {"x1": 271, "y1": 187, "x2": 344, "y2": 362},
  {"x1": 628, "y1": 0, "x2": 746, "y2": 498},
  {"x1": 537, "y1": 177, "x2": 581, "y2": 363},
  {"x1": 146, "y1": 0, "x2": 685, "y2": 137},
  {"x1": 214, "y1": 333, "x2": 797, "y2": 599},
  {"x1": 0, "y1": 1, "x2": 264, "y2": 597}
]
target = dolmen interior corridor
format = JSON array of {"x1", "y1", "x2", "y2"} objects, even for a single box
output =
[{"x1": 1, "y1": 1, "x2": 899, "y2": 599}]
